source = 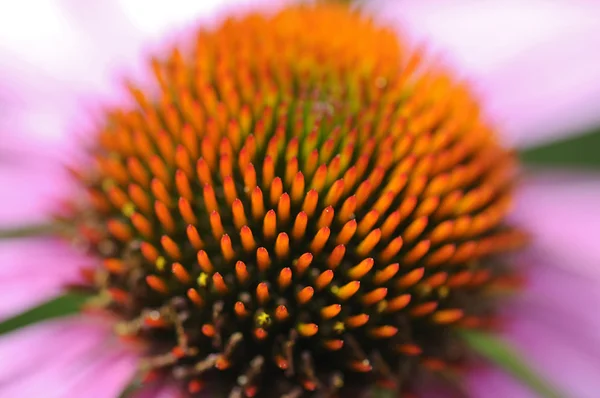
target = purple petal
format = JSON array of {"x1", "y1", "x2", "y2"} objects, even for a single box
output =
[
  {"x1": 112, "y1": 0, "x2": 287, "y2": 39},
  {"x1": 504, "y1": 173, "x2": 600, "y2": 394},
  {"x1": 0, "y1": 1, "x2": 144, "y2": 149},
  {"x1": 513, "y1": 172, "x2": 600, "y2": 282},
  {"x1": 468, "y1": 173, "x2": 600, "y2": 397},
  {"x1": 0, "y1": 1, "x2": 111, "y2": 145},
  {"x1": 0, "y1": 238, "x2": 90, "y2": 320},
  {"x1": 0, "y1": 0, "x2": 289, "y2": 150},
  {"x1": 467, "y1": 273, "x2": 600, "y2": 397},
  {"x1": 0, "y1": 157, "x2": 74, "y2": 227},
  {"x1": 493, "y1": 280, "x2": 600, "y2": 398},
  {"x1": 371, "y1": 0, "x2": 600, "y2": 148},
  {"x1": 465, "y1": 252, "x2": 600, "y2": 398},
  {"x1": 467, "y1": 366, "x2": 535, "y2": 398},
  {"x1": 0, "y1": 317, "x2": 140, "y2": 397}
]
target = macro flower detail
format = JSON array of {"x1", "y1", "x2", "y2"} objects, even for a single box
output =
[{"x1": 55, "y1": 4, "x2": 528, "y2": 396}]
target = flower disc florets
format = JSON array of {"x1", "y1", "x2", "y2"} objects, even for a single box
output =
[{"x1": 70, "y1": 4, "x2": 524, "y2": 397}]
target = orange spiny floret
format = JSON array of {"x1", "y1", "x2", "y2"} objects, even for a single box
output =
[{"x1": 74, "y1": 3, "x2": 522, "y2": 396}]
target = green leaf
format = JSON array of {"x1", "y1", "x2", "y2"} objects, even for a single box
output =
[
  {"x1": 520, "y1": 128, "x2": 600, "y2": 169},
  {"x1": 0, "y1": 292, "x2": 89, "y2": 335},
  {"x1": 460, "y1": 330, "x2": 564, "y2": 398},
  {"x1": 0, "y1": 223, "x2": 59, "y2": 239}
]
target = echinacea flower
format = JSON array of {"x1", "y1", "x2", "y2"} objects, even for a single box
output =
[{"x1": 1, "y1": 1, "x2": 600, "y2": 397}]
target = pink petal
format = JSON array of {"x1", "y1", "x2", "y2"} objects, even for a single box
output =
[
  {"x1": 0, "y1": 317, "x2": 140, "y2": 397},
  {"x1": 465, "y1": 173, "x2": 600, "y2": 397},
  {"x1": 464, "y1": 257, "x2": 600, "y2": 398},
  {"x1": 516, "y1": 252, "x2": 600, "y2": 347},
  {"x1": 466, "y1": 270, "x2": 600, "y2": 398},
  {"x1": 0, "y1": 0, "x2": 288, "y2": 150},
  {"x1": 0, "y1": 157, "x2": 74, "y2": 227},
  {"x1": 513, "y1": 172, "x2": 600, "y2": 282},
  {"x1": 497, "y1": 272, "x2": 600, "y2": 398},
  {"x1": 0, "y1": 238, "x2": 90, "y2": 320},
  {"x1": 372, "y1": 0, "x2": 600, "y2": 148},
  {"x1": 114, "y1": 0, "x2": 287, "y2": 39},
  {"x1": 466, "y1": 366, "x2": 537, "y2": 398},
  {"x1": 0, "y1": 1, "x2": 111, "y2": 145},
  {"x1": 0, "y1": 0, "x2": 145, "y2": 148}
]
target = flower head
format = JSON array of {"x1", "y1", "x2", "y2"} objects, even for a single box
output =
[
  {"x1": 60, "y1": 3, "x2": 525, "y2": 396},
  {"x1": 2, "y1": 1, "x2": 600, "y2": 398}
]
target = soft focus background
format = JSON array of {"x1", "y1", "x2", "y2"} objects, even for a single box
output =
[
  {"x1": 1, "y1": 0, "x2": 600, "y2": 152},
  {"x1": 0, "y1": 1, "x2": 599, "y2": 397}
]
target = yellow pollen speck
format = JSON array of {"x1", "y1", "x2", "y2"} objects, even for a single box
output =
[
  {"x1": 122, "y1": 202, "x2": 135, "y2": 217},
  {"x1": 256, "y1": 312, "x2": 271, "y2": 326},
  {"x1": 155, "y1": 256, "x2": 166, "y2": 271},
  {"x1": 197, "y1": 273, "x2": 208, "y2": 287},
  {"x1": 333, "y1": 322, "x2": 345, "y2": 334},
  {"x1": 376, "y1": 301, "x2": 388, "y2": 313}
]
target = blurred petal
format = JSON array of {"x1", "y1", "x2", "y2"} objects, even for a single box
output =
[
  {"x1": 477, "y1": 173, "x2": 600, "y2": 397},
  {"x1": 0, "y1": 238, "x2": 89, "y2": 320},
  {"x1": 0, "y1": 157, "x2": 73, "y2": 227},
  {"x1": 0, "y1": 317, "x2": 139, "y2": 398},
  {"x1": 0, "y1": 0, "x2": 147, "y2": 148},
  {"x1": 0, "y1": 0, "x2": 288, "y2": 148},
  {"x1": 514, "y1": 172, "x2": 600, "y2": 282},
  {"x1": 467, "y1": 252, "x2": 600, "y2": 398},
  {"x1": 0, "y1": 0, "x2": 89, "y2": 78},
  {"x1": 467, "y1": 367, "x2": 534, "y2": 398},
  {"x1": 372, "y1": 0, "x2": 600, "y2": 148},
  {"x1": 497, "y1": 271, "x2": 600, "y2": 398},
  {"x1": 519, "y1": 262, "x2": 600, "y2": 355},
  {"x1": 115, "y1": 0, "x2": 286, "y2": 38}
]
